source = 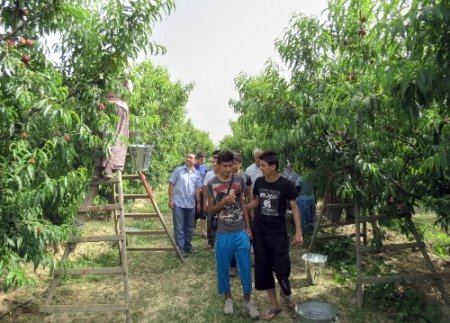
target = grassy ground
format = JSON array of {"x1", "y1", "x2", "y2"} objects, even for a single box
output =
[{"x1": 1, "y1": 194, "x2": 449, "y2": 322}]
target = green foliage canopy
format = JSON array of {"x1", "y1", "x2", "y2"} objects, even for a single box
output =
[
  {"x1": 0, "y1": 0, "x2": 193, "y2": 291},
  {"x1": 226, "y1": 0, "x2": 450, "y2": 230}
]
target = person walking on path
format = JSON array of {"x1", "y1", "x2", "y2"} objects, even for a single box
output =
[
  {"x1": 281, "y1": 161, "x2": 299, "y2": 186},
  {"x1": 245, "y1": 148, "x2": 263, "y2": 185},
  {"x1": 229, "y1": 151, "x2": 253, "y2": 277},
  {"x1": 247, "y1": 151, "x2": 303, "y2": 320},
  {"x1": 203, "y1": 150, "x2": 220, "y2": 249},
  {"x1": 295, "y1": 173, "x2": 316, "y2": 235},
  {"x1": 207, "y1": 150, "x2": 259, "y2": 319},
  {"x1": 194, "y1": 152, "x2": 208, "y2": 237},
  {"x1": 168, "y1": 153, "x2": 203, "y2": 258}
]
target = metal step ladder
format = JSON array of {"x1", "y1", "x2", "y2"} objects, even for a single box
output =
[
  {"x1": 39, "y1": 172, "x2": 130, "y2": 322},
  {"x1": 121, "y1": 171, "x2": 184, "y2": 260}
]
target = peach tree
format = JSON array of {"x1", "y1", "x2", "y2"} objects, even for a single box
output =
[
  {"x1": 0, "y1": 0, "x2": 175, "y2": 290},
  {"x1": 228, "y1": 0, "x2": 450, "y2": 230},
  {"x1": 128, "y1": 61, "x2": 214, "y2": 186}
]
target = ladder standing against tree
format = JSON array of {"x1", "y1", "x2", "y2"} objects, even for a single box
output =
[
  {"x1": 120, "y1": 170, "x2": 185, "y2": 259},
  {"x1": 308, "y1": 202, "x2": 449, "y2": 307},
  {"x1": 39, "y1": 172, "x2": 130, "y2": 323}
]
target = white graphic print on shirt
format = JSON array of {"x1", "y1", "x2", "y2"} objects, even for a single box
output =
[
  {"x1": 259, "y1": 188, "x2": 280, "y2": 216},
  {"x1": 213, "y1": 182, "x2": 243, "y2": 224}
]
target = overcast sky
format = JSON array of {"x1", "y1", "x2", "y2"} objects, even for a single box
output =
[{"x1": 151, "y1": 0, "x2": 329, "y2": 144}]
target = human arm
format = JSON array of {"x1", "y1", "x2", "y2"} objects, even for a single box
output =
[
  {"x1": 289, "y1": 200, "x2": 303, "y2": 247},
  {"x1": 207, "y1": 191, "x2": 236, "y2": 215},
  {"x1": 195, "y1": 187, "x2": 202, "y2": 213},
  {"x1": 240, "y1": 193, "x2": 252, "y2": 239},
  {"x1": 246, "y1": 195, "x2": 259, "y2": 210},
  {"x1": 168, "y1": 183, "x2": 174, "y2": 209},
  {"x1": 202, "y1": 185, "x2": 208, "y2": 211}
]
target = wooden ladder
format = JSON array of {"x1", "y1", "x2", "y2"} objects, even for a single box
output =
[
  {"x1": 121, "y1": 171, "x2": 184, "y2": 261},
  {"x1": 353, "y1": 205, "x2": 449, "y2": 307},
  {"x1": 308, "y1": 202, "x2": 449, "y2": 307},
  {"x1": 39, "y1": 171, "x2": 130, "y2": 322}
]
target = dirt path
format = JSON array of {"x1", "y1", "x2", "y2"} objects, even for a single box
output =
[{"x1": 1, "y1": 215, "x2": 449, "y2": 322}]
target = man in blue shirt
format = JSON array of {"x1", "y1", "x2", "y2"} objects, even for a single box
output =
[
  {"x1": 168, "y1": 152, "x2": 203, "y2": 257},
  {"x1": 194, "y1": 152, "x2": 208, "y2": 237},
  {"x1": 296, "y1": 175, "x2": 316, "y2": 235}
]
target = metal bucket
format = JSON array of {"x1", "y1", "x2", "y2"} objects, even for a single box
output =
[
  {"x1": 295, "y1": 301, "x2": 336, "y2": 323},
  {"x1": 128, "y1": 144, "x2": 153, "y2": 172},
  {"x1": 302, "y1": 253, "x2": 327, "y2": 285}
]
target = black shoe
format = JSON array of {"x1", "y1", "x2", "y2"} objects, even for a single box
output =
[{"x1": 180, "y1": 251, "x2": 189, "y2": 258}]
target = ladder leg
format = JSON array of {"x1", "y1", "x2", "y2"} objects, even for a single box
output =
[
  {"x1": 307, "y1": 202, "x2": 326, "y2": 253},
  {"x1": 116, "y1": 171, "x2": 131, "y2": 322},
  {"x1": 38, "y1": 241, "x2": 76, "y2": 322},
  {"x1": 405, "y1": 217, "x2": 449, "y2": 304},
  {"x1": 137, "y1": 171, "x2": 185, "y2": 261},
  {"x1": 39, "y1": 179, "x2": 130, "y2": 321}
]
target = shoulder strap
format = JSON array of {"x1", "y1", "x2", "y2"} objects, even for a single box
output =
[
  {"x1": 225, "y1": 174, "x2": 234, "y2": 196},
  {"x1": 213, "y1": 174, "x2": 234, "y2": 204}
]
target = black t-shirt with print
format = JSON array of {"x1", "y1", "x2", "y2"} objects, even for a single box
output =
[{"x1": 253, "y1": 176, "x2": 296, "y2": 234}]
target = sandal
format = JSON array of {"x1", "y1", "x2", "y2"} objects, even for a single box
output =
[
  {"x1": 280, "y1": 291, "x2": 296, "y2": 308},
  {"x1": 261, "y1": 308, "x2": 281, "y2": 321}
]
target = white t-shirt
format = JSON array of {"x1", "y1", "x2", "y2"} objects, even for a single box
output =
[
  {"x1": 203, "y1": 170, "x2": 216, "y2": 186},
  {"x1": 245, "y1": 163, "x2": 262, "y2": 186}
]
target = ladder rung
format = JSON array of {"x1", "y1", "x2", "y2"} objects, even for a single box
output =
[
  {"x1": 122, "y1": 174, "x2": 140, "y2": 180},
  {"x1": 126, "y1": 230, "x2": 166, "y2": 235},
  {"x1": 326, "y1": 202, "x2": 354, "y2": 208},
  {"x1": 358, "y1": 273, "x2": 440, "y2": 285},
  {"x1": 358, "y1": 242, "x2": 424, "y2": 253},
  {"x1": 40, "y1": 304, "x2": 127, "y2": 313},
  {"x1": 123, "y1": 194, "x2": 148, "y2": 199},
  {"x1": 357, "y1": 215, "x2": 385, "y2": 223},
  {"x1": 61, "y1": 267, "x2": 125, "y2": 275},
  {"x1": 79, "y1": 203, "x2": 122, "y2": 213},
  {"x1": 89, "y1": 177, "x2": 120, "y2": 186},
  {"x1": 319, "y1": 220, "x2": 354, "y2": 229},
  {"x1": 68, "y1": 234, "x2": 125, "y2": 243},
  {"x1": 129, "y1": 131, "x2": 145, "y2": 137},
  {"x1": 124, "y1": 212, "x2": 158, "y2": 219},
  {"x1": 127, "y1": 246, "x2": 175, "y2": 251}
]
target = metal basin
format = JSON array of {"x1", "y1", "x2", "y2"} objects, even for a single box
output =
[{"x1": 295, "y1": 301, "x2": 336, "y2": 323}]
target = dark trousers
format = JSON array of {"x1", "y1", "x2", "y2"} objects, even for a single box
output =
[
  {"x1": 206, "y1": 214, "x2": 216, "y2": 246},
  {"x1": 253, "y1": 232, "x2": 292, "y2": 296}
]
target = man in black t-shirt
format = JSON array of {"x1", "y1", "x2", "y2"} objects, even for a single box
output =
[{"x1": 247, "y1": 151, "x2": 303, "y2": 320}]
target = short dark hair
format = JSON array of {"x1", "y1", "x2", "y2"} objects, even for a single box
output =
[
  {"x1": 217, "y1": 150, "x2": 234, "y2": 164},
  {"x1": 260, "y1": 151, "x2": 279, "y2": 170},
  {"x1": 196, "y1": 152, "x2": 205, "y2": 159},
  {"x1": 212, "y1": 149, "x2": 220, "y2": 156},
  {"x1": 233, "y1": 151, "x2": 242, "y2": 162}
]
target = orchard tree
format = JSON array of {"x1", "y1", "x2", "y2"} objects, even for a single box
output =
[
  {"x1": 128, "y1": 62, "x2": 214, "y2": 186},
  {"x1": 0, "y1": 0, "x2": 175, "y2": 290},
  {"x1": 228, "y1": 0, "x2": 450, "y2": 230}
]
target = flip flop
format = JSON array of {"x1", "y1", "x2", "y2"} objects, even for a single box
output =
[
  {"x1": 261, "y1": 308, "x2": 281, "y2": 321},
  {"x1": 280, "y1": 291, "x2": 296, "y2": 308}
]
